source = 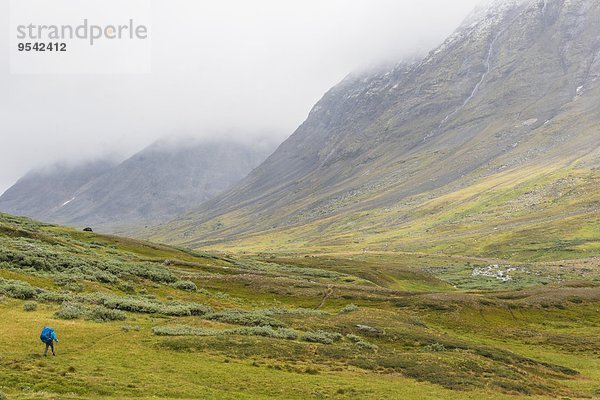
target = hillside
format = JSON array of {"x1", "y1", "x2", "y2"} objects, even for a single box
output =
[
  {"x1": 150, "y1": 0, "x2": 600, "y2": 258},
  {"x1": 0, "y1": 160, "x2": 117, "y2": 221},
  {"x1": 0, "y1": 138, "x2": 273, "y2": 234},
  {"x1": 0, "y1": 212, "x2": 599, "y2": 399}
]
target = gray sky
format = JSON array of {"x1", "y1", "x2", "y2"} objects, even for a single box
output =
[{"x1": 0, "y1": 0, "x2": 481, "y2": 194}]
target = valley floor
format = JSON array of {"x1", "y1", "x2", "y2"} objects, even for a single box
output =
[{"x1": 0, "y1": 213, "x2": 598, "y2": 399}]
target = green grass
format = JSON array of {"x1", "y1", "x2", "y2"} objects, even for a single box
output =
[
  {"x1": 0, "y1": 213, "x2": 599, "y2": 399},
  {"x1": 180, "y1": 166, "x2": 599, "y2": 262}
]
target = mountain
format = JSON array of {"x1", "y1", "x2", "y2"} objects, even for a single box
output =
[
  {"x1": 151, "y1": 0, "x2": 600, "y2": 260},
  {"x1": 0, "y1": 160, "x2": 117, "y2": 221},
  {"x1": 0, "y1": 138, "x2": 274, "y2": 232}
]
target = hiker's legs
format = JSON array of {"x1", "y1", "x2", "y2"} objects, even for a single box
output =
[{"x1": 43, "y1": 341, "x2": 55, "y2": 356}]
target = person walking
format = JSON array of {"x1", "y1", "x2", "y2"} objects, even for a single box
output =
[{"x1": 40, "y1": 326, "x2": 59, "y2": 356}]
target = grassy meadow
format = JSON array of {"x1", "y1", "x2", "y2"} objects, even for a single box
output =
[
  {"x1": 163, "y1": 165, "x2": 600, "y2": 262},
  {"x1": 0, "y1": 213, "x2": 598, "y2": 399}
]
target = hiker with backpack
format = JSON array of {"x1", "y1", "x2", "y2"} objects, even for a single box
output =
[{"x1": 40, "y1": 326, "x2": 59, "y2": 356}]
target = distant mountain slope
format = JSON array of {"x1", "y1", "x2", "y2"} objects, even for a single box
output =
[
  {"x1": 0, "y1": 139, "x2": 274, "y2": 232},
  {"x1": 0, "y1": 160, "x2": 116, "y2": 221},
  {"x1": 151, "y1": 0, "x2": 600, "y2": 259}
]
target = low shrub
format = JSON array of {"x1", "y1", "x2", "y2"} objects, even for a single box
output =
[
  {"x1": 153, "y1": 325, "x2": 212, "y2": 336},
  {"x1": 231, "y1": 326, "x2": 298, "y2": 340},
  {"x1": 172, "y1": 280, "x2": 198, "y2": 292},
  {"x1": 0, "y1": 278, "x2": 41, "y2": 299},
  {"x1": 493, "y1": 380, "x2": 531, "y2": 395},
  {"x1": 118, "y1": 282, "x2": 136, "y2": 294},
  {"x1": 261, "y1": 307, "x2": 326, "y2": 317},
  {"x1": 119, "y1": 262, "x2": 177, "y2": 284},
  {"x1": 339, "y1": 304, "x2": 359, "y2": 313},
  {"x1": 355, "y1": 341, "x2": 379, "y2": 351},
  {"x1": 54, "y1": 276, "x2": 85, "y2": 292},
  {"x1": 302, "y1": 330, "x2": 343, "y2": 344},
  {"x1": 204, "y1": 310, "x2": 285, "y2": 327},
  {"x1": 121, "y1": 325, "x2": 141, "y2": 332},
  {"x1": 37, "y1": 291, "x2": 74, "y2": 304},
  {"x1": 423, "y1": 342, "x2": 446, "y2": 352},
  {"x1": 55, "y1": 302, "x2": 86, "y2": 320},
  {"x1": 86, "y1": 306, "x2": 127, "y2": 322},
  {"x1": 346, "y1": 334, "x2": 361, "y2": 343},
  {"x1": 55, "y1": 302, "x2": 127, "y2": 322},
  {"x1": 304, "y1": 367, "x2": 319, "y2": 375},
  {"x1": 152, "y1": 325, "x2": 298, "y2": 340},
  {"x1": 0, "y1": 247, "x2": 176, "y2": 286},
  {"x1": 23, "y1": 301, "x2": 37, "y2": 311},
  {"x1": 85, "y1": 293, "x2": 211, "y2": 316},
  {"x1": 0, "y1": 390, "x2": 6, "y2": 400}
]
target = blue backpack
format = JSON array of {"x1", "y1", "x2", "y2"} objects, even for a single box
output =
[{"x1": 40, "y1": 327, "x2": 54, "y2": 344}]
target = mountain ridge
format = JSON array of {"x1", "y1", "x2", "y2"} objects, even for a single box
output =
[
  {"x1": 148, "y1": 0, "x2": 600, "y2": 258},
  {"x1": 0, "y1": 138, "x2": 275, "y2": 232}
]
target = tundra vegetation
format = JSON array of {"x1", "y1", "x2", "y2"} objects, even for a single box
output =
[{"x1": 0, "y1": 213, "x2": 598, "y2": 399}]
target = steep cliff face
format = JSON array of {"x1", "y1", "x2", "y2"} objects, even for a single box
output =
[{"x1": 153, "y1": 0, "x2": 600, "y2": 254}]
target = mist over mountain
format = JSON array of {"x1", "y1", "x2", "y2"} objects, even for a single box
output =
[
  {"x1": 0, "y1": 160, "x2": 118, "y2": 221},
  {"x1": 1, "y1": 2, "x2": 599, "y2": 399},
  {"x1": 0, "y1": 138, "x2": 275, "y2": 232},
  {"x1": 0, "y1": 0, "x2": 483, "y2": 196},
  {"x1": 151, "y1": 0, "x2": 600, "y2": 255}
]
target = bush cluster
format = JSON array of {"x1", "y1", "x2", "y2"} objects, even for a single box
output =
[
  {"x1": 55, "y1": 302, "x2": 128, "y2": 322},
  {"x1": 260, "y1": 307, "x2": 326, "y2": 317},
  {"x1": 172, "y1": 280, "x2": 197, "y2": 292},
  {"x1": 55, "y1": 302, "x2": 86, "y2": 320},
  {"x1": 87, "y1": 293, "x2": 211, "y2": 316},
  {"x1": 152, "y1": 325, "x2": 298, "y2": 340},
  {"x1": 355, "y1": 341, "x2": 379, "y2": 351},
  {"x1": 121, "y1": 325, "x2": 141, "y2": 332},
  {"x1": 204, "y1": 310, "x2": 285, "y2": 327},
  {"x1": 0, "y1": 278, "x2": 42, "y2": 299},
  {"x1": 37, "y1": 291, "x2": 72, "y2": 303},
  {"x1": 424, "y1": 342, "x2": 446, "y2": 352},
  {"x1": 339, "y1": 304, "x2": 359, "y2": 313},
  {"x1": 0, "y1": 276, "x2": 215, "y2": 318},
  {"x1": 153, "y1": 325, "x2": 215, "y2": 336},
  {"x1": 301, "y1": 330, "x2": 343, "y2": 344},
  {"x1": 346, "y1": 333, "x2": 362, "y2": 343},
  {"x1": 54, "y1": 276, "x2": 85, "y2": 292},
  {"x1": 23, "y1": 301, "x2": 37, "y2": 311},
  {"x1": 153, "y1": 325, "x2": 351, "y2": 345},
  {"x1": 86, "y1": 306, "x2": 127, "y2": 322},
  {"x1": 233, "y1": 326, "x2": 298, "y2": 340},
  {"x1": 0, "y1": 247, "x2": 176, "y2": 286},
  {"x1": 1, "y1": 275, "x2": 327, "y2": 330}
]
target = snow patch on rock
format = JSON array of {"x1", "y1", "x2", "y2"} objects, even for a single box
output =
[{"x1": 60, "y1": 197, "x2": 75, "y2": 207}]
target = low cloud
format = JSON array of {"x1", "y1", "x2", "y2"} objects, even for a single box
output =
[{"x1": 0, "y1": 0, "x2": 480, "y2": 193}]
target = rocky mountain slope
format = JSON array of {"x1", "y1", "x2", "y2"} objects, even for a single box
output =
[
  {"x1": 151, "y1": 0, "x2": 600, "y2": 258},
  {"x1": 0, "y1": 139, "x2": 274, "y2": 232},
  {"x1": 0, "y1": 160, "x2": 117, "y2": 222}
]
